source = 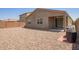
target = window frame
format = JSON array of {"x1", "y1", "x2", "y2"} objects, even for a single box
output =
[{"x1": 37, "y1": 18, "x2": 43, "y2": 24}]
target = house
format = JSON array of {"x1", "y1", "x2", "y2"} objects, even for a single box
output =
[
  {"x1": 19, "y1": 12, "x2": 32, "y2": 22},
  {"x1": 20, "y1": 8, "x2": 73, "y2": 31}
]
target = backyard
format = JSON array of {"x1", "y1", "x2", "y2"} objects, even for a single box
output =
[{"x1": 0, "y1": 28, "x2": 72, "y2": 50}]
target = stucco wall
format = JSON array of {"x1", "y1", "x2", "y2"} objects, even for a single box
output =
[
  {"x1": 25, "y1": 9, "x2": 49, "y2": 29},
  {"x1": 67, "y1": 16, "x2": 73, "y2": 26},
  {"x1": 75, "y1": 20, "x2": 79, "y2": 43}
]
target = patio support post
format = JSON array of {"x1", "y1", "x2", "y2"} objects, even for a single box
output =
[{"x1": 63, "y1": 15, "x2": 67, "y2": 31}]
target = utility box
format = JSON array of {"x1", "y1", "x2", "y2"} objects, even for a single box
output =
[{"x1": 66, "y1": 25, "x2": 77, "y2": 43}]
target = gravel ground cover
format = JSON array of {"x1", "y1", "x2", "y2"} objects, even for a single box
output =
[{"x1": 0, "y1": 28, "x2": 72, "y2": 50}]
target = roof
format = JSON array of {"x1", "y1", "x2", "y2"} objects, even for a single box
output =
[
  {"x1": 25, "y1": 8, "x2": 65, "y2": 19},
  {"x1": 20, "y1": 8, "x2": 73, "y2": 20},
  {"x1": 20, "y1": 12, "x2": 32, "y2": 16}
]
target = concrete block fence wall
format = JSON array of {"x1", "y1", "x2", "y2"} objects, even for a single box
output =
[{"x1": 0, "y1": 21, "x2": 25, "y2": 28}]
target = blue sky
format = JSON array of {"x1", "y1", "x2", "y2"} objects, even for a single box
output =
[{"x1": 0, "y1": 8, "x2": 78, "y2": 21}]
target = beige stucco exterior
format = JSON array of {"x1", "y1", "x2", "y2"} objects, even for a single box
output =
[
  {"x1": 75, "y1": 19, "x2": 79, "y2": 43},
  {"x1": 20, "y1": 8, "x2": 73, "y2": 31}
]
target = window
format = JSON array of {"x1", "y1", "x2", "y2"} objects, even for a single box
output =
[
  {"x1": 28, "y1": 20, "x2": 31, "y2": 24},
  {"x1": 28, "y1": 22, "x2": 31, "y2": 24},
  {"x1": 37, "y1": 18, "x2": 43, "y2": 24}
]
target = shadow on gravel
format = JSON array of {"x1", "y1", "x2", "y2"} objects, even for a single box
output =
[{"x1": 23, "y1": 27, "x2": 63, "y2": 33}]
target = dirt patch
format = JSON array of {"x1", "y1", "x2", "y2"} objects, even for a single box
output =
[{"x1": 0, "y1": 28, "x2": 72, "y2": 50}]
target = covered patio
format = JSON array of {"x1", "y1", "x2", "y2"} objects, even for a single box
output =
[
  {"x1": 48, "y1": 16, "x2": 64, "y2": 29},
  {"x1": 48, "y1": 16, "x2": 65, "y2": 31}
]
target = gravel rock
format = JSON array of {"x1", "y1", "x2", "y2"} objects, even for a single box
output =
[{"x1": 0, "y1": 28, "x2": 72, "y2": 50}]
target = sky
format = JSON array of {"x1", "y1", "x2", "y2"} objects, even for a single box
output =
[{"x1": 0, "y1": 8, "x2": 78, "y2": 21}]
